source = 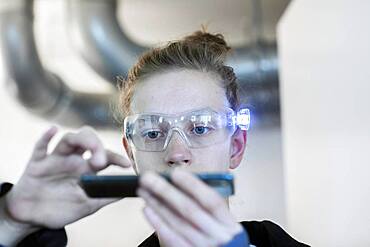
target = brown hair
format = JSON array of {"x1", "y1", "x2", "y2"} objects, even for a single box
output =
[{"x1": 116, "y1": 30, "x2": 240, "y2": 124}]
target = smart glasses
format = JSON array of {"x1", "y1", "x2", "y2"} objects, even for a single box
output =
[{"x1": 124, "y1": 107, "x2": 250, "y2": 152}]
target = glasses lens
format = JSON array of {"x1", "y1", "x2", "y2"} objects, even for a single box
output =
[
  {"x1": 183, "y1": 110, "x2": 232, "y2": 148},
  {"x1": 130, "y1": 115, "x2": 170, "y2": 151},
  {"x1": 127, "y1": 108, "x2": 236, "y2": 151}
]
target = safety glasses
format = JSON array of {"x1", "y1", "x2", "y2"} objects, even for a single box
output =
[{"x1": 124, "y1": 107, "x2": 250, "y2": 152}]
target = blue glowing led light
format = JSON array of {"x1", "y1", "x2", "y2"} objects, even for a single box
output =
[{"x1": 236, "y1": 108, "x2": 250, "y2": 130}]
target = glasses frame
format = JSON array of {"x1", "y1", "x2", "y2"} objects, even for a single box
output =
[{"x1": 123, "y1": 107, "x2": 250, "y2": 152}]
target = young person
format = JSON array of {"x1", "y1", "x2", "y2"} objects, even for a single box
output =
[{"x1": 0, "y1": 31, "x2": 309, "y2": 247}]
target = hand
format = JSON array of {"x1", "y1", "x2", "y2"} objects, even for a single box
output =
[
  {"x1": 137, "y1": 169, "x2": 249, "y2": 247},
  {"x1": 5, "y1": 126, "x2": 132, "y2": 229}
]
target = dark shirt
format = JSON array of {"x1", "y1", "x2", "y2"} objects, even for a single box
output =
[
  {"x1": 1, "y1": 183, "x2": 309, "y2": 247},
  {"x1": 138, "y1": 221, "x2": 309, "y2": 247}
]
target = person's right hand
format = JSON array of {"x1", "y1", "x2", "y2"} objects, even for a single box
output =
[{"x1": 4, "y1": 126, "x2": 132, "y2": 229}]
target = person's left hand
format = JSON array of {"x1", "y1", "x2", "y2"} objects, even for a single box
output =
[{"x1": 138, "y1": 169, "x2": 249, "y2": 247}]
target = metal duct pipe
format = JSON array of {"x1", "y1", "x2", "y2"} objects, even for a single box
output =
[
  {"x1": 1, "y1": 0, "x2": 279, "y2": 130},
  {"x1": 0, "y1": 0, "x2": 114, "y2": 128},
  {"x1": 68, "y1": 0, "x2": 279, "y2": 119},
  {"x1": 230, "y1": 41, "x2": 279, "y2": 117},
  {"x1": 68, "y1": 0, "x2": 146, "y2": 86},
  {"x1": 231, "y1": 42, "x2": 278, "y2": 87}
]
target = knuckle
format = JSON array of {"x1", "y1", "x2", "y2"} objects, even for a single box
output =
[
  {"x1": 82, "y1": 127, "x2": 98, "y2": 139},
  {"x1": 79, "y1": 125, "x2": 94, "y2": 133},
  {"x1": 181, "y1": 176, "x2": 194, "y2": 188},
  {"x1": 206, "y1": 194, "x2": 226, "y2": 212},
  {"x1": 180, "y1": 201, "x2": 197, "y2": 217},
  {"x1": 153, "y1": 180, "x2": 166, "y2": 192},
  {"x1": 148, "y1": 175, "x2": 166, "y2": 191}
]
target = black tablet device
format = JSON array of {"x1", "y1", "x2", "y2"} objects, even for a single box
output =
[{"x1": 80, "y1": 173, "x2": 234, "y2": 198}]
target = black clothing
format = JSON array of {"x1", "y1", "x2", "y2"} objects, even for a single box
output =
[
  {"x1": 138, "y1": 221, "x2": 309, "y2": 247},
  {"x1": 1, "y1": 183, "x2": 309, "y2": 247}
]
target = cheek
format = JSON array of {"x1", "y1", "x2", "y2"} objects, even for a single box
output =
[
  {"x1": 132, "y1": 151, "x2": 167, "y2": 173},
  {"x1": 192, "y1": 142, "x2": 232, "y2": 172}
]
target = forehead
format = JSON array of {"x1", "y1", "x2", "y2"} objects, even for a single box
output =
[{"x1": 130, "y1": 69, "x2": 229, "y2": 115}]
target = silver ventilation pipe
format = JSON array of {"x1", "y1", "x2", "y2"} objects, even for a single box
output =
[
  {"x1": 68, "y1": 0, "x2": 279, "y2": 120},
  {"x1": 1, "y1": 0, "x2": 280, "y2": 130},
  {"x1": 230, "y1": 42, "x2": 279, "y2": 118},
  {"x1": 0, "y1": 0, "x2": 115, "y2": 128},
  {"x1": 68, "y1": 0, "x2": 146, "y2": 86},
  {"x1": 230, "y1": 0, "x2": 280, "y2": 120}
]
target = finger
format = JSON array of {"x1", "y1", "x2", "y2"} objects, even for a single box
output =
[
  {"x1": 106, "y1": 150, "x2": 132, "y2": 168},
  {"x1": 171, "y1": 169, "x2": 237, "y2": 227},
  {"x1": 138, "y1": 188, "x2": 219, "y2": 247},
  {"x1": 51, "y1": 154, "x2": 91, "y2": 175},
  {"x1": 88, "y1": 198, "x2": 121, "y2": 212},
  {"x1": 58, "y1": 153, "x2": 128, "y2": 176},
  {"x1": 30, "y1": 153, "x2": 89, "y2": 178},
  {"x1": 52, "y1": 127, "x2": 107, "y2": 169},
  {"x1": 31, "y1": 126, "x2": 58, "y2": 161},
  {"x1": 143, "y1": 206, "x2": 191, "y2": 247},
  {"x1": 140, "y1": 172, "x2": 231, "y2": 241},
  {"x1": 85, "y1": 150, "x2": 132, "y2": 173}
]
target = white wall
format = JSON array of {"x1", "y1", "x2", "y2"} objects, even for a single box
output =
[
  {"x1": 278, "y1": 1, "x2": 370, "y2": 246},
  {"x1": 0, "y1": 0, "x2": 286, "y2": 246}
]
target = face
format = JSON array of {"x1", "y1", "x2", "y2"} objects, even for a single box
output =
[{"x1": 123, "y1": 69, "x2": 246, "y2": 174}]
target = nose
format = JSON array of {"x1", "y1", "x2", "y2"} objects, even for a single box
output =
[{"x1": 164, "y1": 131, "x2": 192, "y2": 167}]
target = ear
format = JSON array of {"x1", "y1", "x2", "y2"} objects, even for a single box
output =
[
  {"x1": 122, "y1": 136, "x2": 138, "y2": 174},
  {"x1": 229, "y1": 129, "x2": 247, "y2": 169}
]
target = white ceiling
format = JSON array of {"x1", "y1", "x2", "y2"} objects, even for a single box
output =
[{"x1": 118, "y1": 0, "x2": 290, "y2": 47}]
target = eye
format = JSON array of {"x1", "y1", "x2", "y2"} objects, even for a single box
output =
[
  {"x1": 143, "y1": 130, "x2": 163, "y2": 140},
  {"x1": 192, "y1": 126, "x2": 212, "y2": 135}
]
